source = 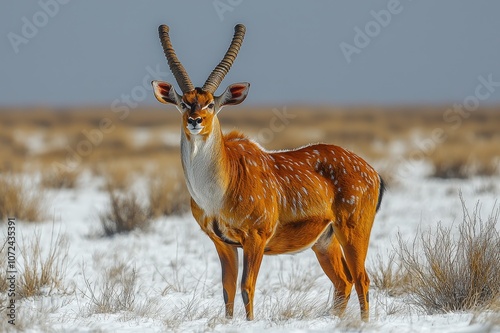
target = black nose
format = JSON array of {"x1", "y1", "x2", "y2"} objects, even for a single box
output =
[{"x1": 188, "y1": 117, "x2": 202, "y2": 125}]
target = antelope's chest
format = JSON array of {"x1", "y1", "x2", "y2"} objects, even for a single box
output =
[{"x1": 181, "y1": 136, "x2": 225, "y2": 216}]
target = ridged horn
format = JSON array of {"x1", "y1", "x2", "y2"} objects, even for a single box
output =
[
  {"x1": 158, "y1": 25, "x2": 194, "y2": 93},
  {"x1": 202, "y1": 24, "x2": 246, "y2": 94}
]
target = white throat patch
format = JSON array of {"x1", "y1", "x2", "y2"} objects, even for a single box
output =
[{"x1": 180, "y1": 129, "x2": 225, "y2": 216}]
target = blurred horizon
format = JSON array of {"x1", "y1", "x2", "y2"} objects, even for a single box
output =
[{"x1": 1, "y1": 1, "x2": 500, "y2": 107}]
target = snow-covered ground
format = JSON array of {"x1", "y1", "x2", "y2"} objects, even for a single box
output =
[{"x1": 2, "y1": 166, "x2": 500, "y2": 333}]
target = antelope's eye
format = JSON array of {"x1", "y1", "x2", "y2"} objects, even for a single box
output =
[
  {"x1": 208, "y1": 103, "x2": 215, "y2": 109},
  {"x1": 180, "y1": 102, "x2": 188, "y2": 109}
]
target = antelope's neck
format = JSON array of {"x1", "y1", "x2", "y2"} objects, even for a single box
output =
[{"x1": 180, "y1": 120, "x2": 228, "y2": 216}]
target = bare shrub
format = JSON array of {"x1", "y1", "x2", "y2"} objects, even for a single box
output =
[
  {"x1": 369, "y1": 252, "x2": 409, "y2": 297},
  {"x1": 148, "y1": 172, "x2": 190, "y2": 218},
  {"x1": 99, "y1": 185, "x2": 150, "y2": 236},
  {"x1": 0, "y1": 176, "x2": 45, "y2": 222},
  {"x1": 83, "y1": 262, "x2": 137, "y2": 314},
  {"x1": 397, "y1": 195, "x2": 500, "y2": 313},
  {"x1": 18, "y1": 230, "x2": 70, "y2": 298}
]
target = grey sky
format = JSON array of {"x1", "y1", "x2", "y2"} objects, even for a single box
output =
[{"x1": 1, "y1": 0, "x2": 500, "y2": 106}]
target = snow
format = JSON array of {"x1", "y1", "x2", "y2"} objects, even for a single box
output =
[{"x1": 2, "y1": 164, "x2": 500, "y2": 333}]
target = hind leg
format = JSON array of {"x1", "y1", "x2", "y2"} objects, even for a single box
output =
[
  {"x1": 312, "y1": 232, "x2": 353, "y2": 317},
  {"x1": 334, "y1": 223, "x2": 372, "y2": 322}
]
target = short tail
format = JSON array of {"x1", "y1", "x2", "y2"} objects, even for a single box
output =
[{"x1": 376, "y1": 175, "x2": 386, "y2": 212}]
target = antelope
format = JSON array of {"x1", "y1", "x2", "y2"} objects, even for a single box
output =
[{"x1": 151, "y1": 23, "x2": 385, "y2": 322}]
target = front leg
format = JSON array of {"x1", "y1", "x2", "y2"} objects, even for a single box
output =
[
  {"x1": 190, "y1": 200, "x2": 239, "y2": 318},
  {"x1": 241, "y1": 230, "x2": 267, "y2": 321},
  {"x1": 211, "y1": 237, "x2": 238, "y2": 318}
]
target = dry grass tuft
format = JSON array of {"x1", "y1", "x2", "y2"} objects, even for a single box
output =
[
  {"x1": 99, "y1": 164, "x2": 131, "y2": 191},
  {"x1": 0, "y1": 176, "x2": 46, "y2": 222},
  {"x1": 333, "y1": 309, "x2": 367, "y2": 331},
  {"x1": 276, "y1": 259, "x2": 321, "y2": 293},
  {"x1": 17, "y1": 230, "x2": 70, "y2": 298},
  {"x1": 99, "y1": 184, "x2": 150, "y2": 236},
  {"x1": 369, "y1": 252, "x2": 409, "y2": 297},
  {"x1": 429, "y1": 137, "x2": 499, "y2": 179},
  {"x1": 0, "y1": 243, "x2": 8, "y2": 294},
  {"x1": 430, "y1": 153, "x2": 471, "y2": 179},
  {"x1": 264, "y1": 290, "x2": 326, "y2": 321},
  {"x1": 148, "y1": 172, "x2": 191, "y2": 218},
  {"x1": 396, "y1": 194, "x2": 500, "y2": 314},
  {"x1": 81, "y1": 257, "x2": 164, "y2": 320},
  {"x1": 160, "y1": 289, "x2": 216, "y2": 330},
  {"x1": 40, "y1": 168, "x2": 80, "y2": 189},
  {"x1": 0, "y1": 301, "x2": 57, "y2": 333},
  {"x1": 0, "y1": 130, "x2": 28, "y2": 173},
  {"x1": 470, "y1": 297, "x2": 500, "y2": 328},
  {"x1": 83, "y1": 262, "x2": 137, "y2": 314}
]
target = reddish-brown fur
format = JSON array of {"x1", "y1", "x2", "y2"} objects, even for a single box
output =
[{"x1": 152, "y1": 82, "x2": 384, "y2": 322}]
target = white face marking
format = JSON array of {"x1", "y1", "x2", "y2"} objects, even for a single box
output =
[{"x1": 201, "y1": 101, "x2": 214, "y2": 110}]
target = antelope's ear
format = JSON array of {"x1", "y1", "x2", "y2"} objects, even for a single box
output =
[
  {"x1": 152, "y1": 80, "x2": 181, "y2": 106},
  {"x1": 216, "y1": 82, "x2": 250, "y2": 111}
]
